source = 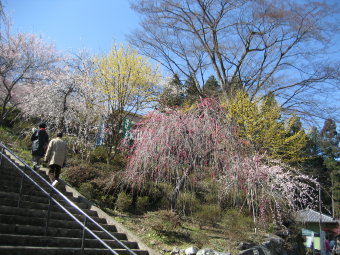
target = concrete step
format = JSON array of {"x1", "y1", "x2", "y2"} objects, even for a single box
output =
[
  {"x1": 0, "y1": 197, "x2": 98, "y2": 216},
  {"x1": 0, "y1": 205, "x2": 107, "y2": 224},
  {"x1": 0, "y1": 214, "x2": 117, "y2": 232},
  {"x1": 0, "y1": 246, "x2": 149, "y2": 255},
  {"x1": 0, "y1": 180, "x2": 68, "y2": 194},
  {"x1": 0, "y1": 160, "x2": 150, "y2": 255},
  {"x1": 0, "y1": 233, "x2": 140, "y2": 249},
  {"x1": 0, "y1": 191, "x2": 88, "y2": 209},
  {"x1": 0, "y1": 177, "x2": 67, "y2": 191},
  {"x1": 0, "y1": 184, "x2": 74, "y2": 198},
  {"x1": 0, "y1": 222, "x2": 127, "y2": 240}
]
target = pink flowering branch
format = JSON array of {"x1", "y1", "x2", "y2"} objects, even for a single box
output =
[{"x1": 120, "y1": 98, "x2": 319, "y2": 223}]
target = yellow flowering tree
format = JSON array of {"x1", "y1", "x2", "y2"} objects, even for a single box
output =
[
  {"x1": 225, "y1": 91, "x2": 307, "y2": 163},
  {"x1": 94, "y1": 44, "x2": 160, "y2": 161}
]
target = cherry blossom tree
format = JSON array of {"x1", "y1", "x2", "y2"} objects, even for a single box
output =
[
  {"x1": 0, "y1": 31, "x2": 61, "y2": 125},
  {"x1": 21, "y1": 51, "x2": 104, "y2": 158},
  {"x1": 121, "y1": 98, "x2": 319, "y2": 223}
]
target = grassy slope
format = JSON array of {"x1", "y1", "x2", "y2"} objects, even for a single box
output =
[{"x1": 0, "y1": 125, "x2": 276, "y2": 254}]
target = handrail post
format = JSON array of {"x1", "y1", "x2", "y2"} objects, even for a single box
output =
[
  {"x1": 45, "y1": 195, "x2": 52, "y2": 236},
  {"x1": 0, "y1": 146, "x2": 4, "y2": 167},
  {"x1": 81, "y1": 217, "x2": 88, "y2": 255},
  {"x1": 17, "y1": 166, "x2": 25, "y2": 208},
  {"x1": 0, "y1": 143, "x2": 137, "y2": 255}
]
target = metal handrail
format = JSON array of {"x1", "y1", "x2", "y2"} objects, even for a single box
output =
[{"x1": 0, "y1": 142, "x2": 139, "y2": 255}]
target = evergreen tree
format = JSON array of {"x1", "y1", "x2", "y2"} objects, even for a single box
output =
[
  {"x1": 183, "y1": 75, "x2": 201, "y2": 105},
  {"x1": 320, "y1": 119, "x2": 340, "y2": 158},
  {"x1": 319, "y1": 119, "x2": 340, "y2": 216},
  {"x1": 159, "y1": 74, "x2": 184, "y2": 110},
  {"x1": 203, "y1": 75, "x2": 220, "y2": 97},
  {"x1": 304, "y1": 120, "x2": 340, "y2": 216},
  {"x1": 286, "y1": 115, "x2": 303, "y2": 135},
  {"x1": 306, "y1": 126, "x2": 322, "y2": 156}
]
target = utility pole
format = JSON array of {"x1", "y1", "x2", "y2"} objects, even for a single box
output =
[{"x1": 319, "y1": 185, "x2": 325, "y2": 255}]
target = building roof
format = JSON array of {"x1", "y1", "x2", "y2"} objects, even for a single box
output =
[{"x1": 295, "y1": 209, "x2": 338, "y2": 224}]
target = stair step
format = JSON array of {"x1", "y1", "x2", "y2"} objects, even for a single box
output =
[
  {"x1": 0, "y1": 156, "x2": 150, "y2": 255},
  {"x1": 0, "y1": 223, "x2": 127, "y2": 240},
  {"x1": 0, "y1": 246, "x2": 148, "y2": 255},
  {"x1": 0, "y1": 198, "x2": 98, "y2": 216},
  {"x1": 0, "y1": 233, "x2": 139, "y2": 249},
  {"x1": 0, "y1": 205, "x2": 107, "y2": 224},
  {"x1": 0, "y1": 181, "x2": 68, "y2": 194},
  {"x1": 0, "y1": 190, "x2": 86, "y2": 208},
  {"x1": 0, "y1": 178, "x2": 67, "y2": 191},
  {"x1": 0, "y1": 185, "x2": 74, "y2": 198},
  {"x1": 0, "y1": 214, "x2": 117, "y2": 232}
]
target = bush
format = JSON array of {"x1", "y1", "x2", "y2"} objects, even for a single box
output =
[
  {"x1": 136, "y1": 182, "x2": 172, "y2": 210},
  {"x1": 144, "y1": 210, "x2": 181, "y2": 233},
  {"x1": 176, "y1": 191, "x2": 200, "y2": 216},
  {"x1": 62, "y1": 164, "x2": 101, "y2": 187},
  {"x1": 89, "y1": 146, "x2": 127, "y2": 167},
  {"x1": 89, "y1": 146, "x2": 107, "y2": 163},
  {"x1": 152, "y1": 182, "x2": 172, "y2": 210},
  {"x1": 79, "y1": 182, "x2": 96, "y2": 199},
  {"x1": 98, "y1": 194, "x2": 116, "y2": 209},
  {"x1": 115, "y1": 192, "x2": 133, "y2": 212},
  {"x1": 193, "y1": 204, "x2": 222, "y2": 228},
  {"x1": 136, "y1": 196, "x2": 150, "y2": 213}
]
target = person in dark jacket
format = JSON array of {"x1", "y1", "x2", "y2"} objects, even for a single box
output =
[{"x1": 31, "y1": 123, "x2": 49, "y2": 170}]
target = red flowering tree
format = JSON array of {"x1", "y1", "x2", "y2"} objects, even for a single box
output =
[{"x1": 121, "y1": 98, "x2": 318, "y2": 223}]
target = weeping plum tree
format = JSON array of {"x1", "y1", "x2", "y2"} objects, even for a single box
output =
[{"x1": 121, "y1": 98, "x2": 319, "y2": 223}]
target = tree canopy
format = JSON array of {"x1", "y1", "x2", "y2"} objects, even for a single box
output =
[
  {"x1": 225, "y1": 90, "x2": 308, "y2": 163},
  {"x1": 129, "y1": 0, "x2": 340, "y2": 123}
]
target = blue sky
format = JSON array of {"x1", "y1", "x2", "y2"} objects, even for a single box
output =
[{"x1": 4, "y1": 0, "x2": 140, "y2": 54}]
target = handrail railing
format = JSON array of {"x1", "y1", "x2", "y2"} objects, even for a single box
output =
[{"x1": 0, "y1": 142, "x2": 139, "y2": 255}]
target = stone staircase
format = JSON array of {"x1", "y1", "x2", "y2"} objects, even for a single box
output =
[{"x1": 0, "y1": 150, "x2": 150, "y2": 255}]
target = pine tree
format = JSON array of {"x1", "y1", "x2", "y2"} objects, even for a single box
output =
[
  {"x1": 183, "y1": 75, "x2": 201, "y2": 105},
  {"x1": 159, "y1": 74, "x2": 184, "y2": 110},
  {"x1": 320, "y1": 119, "x2": 340, "y2": 158},
  {"x1": 319, "y1": 119, "x2": 340, "y2": 216},
  {"x1": 203, "y1": 75, "x2": 220, "y2": 97}
]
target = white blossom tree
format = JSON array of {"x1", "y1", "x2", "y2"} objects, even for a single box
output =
[
  {"x1": 0, "y1": 31, "x2": 61, "y2": 125},
  {"x1": 21, "y1": 51, "x2": 104, "y2": 158}
]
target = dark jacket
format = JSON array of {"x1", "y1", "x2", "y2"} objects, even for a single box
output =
[{"x1": 31, "y1": 129, "x2": 49, "y2": 157}]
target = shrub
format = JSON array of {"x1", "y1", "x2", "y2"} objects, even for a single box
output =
[
  {"x1": 89, "y1": 146, "x2": 107, "y2": 163},
  {"x1": 115, "y1": 192, "x2": 133, "y2": 212},
  {"x1": 193, "y1": 204, "x2": 222, "y2": 228},
  {"x1": 144, "y1": 210, "x2": 181, "y2": 233},
  {"x1": 98, "y1": 194, "x2": 116, "y2": 209},
  {"x1": 176, "y1": 191, "x2": 200, "y2": 216},
  {"x1": 79, "y1": 182, "x2": 96, "y2": 199},
  {"x1": 153, "y1": 182, "x2": 172, "y2": 209},
  {"x1": 136, "y1": 196, "x2": 150, "y2": 213},
  {"x1": 62, "y1": 164, "x2": 101, "y2": 187}
]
